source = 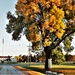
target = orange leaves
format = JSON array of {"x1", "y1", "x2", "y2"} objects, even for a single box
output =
[
  {"x1": 43, "y1": 20, "x2": 49, "y2": 29},
  {"x1": 16, "y1": 1, "x2": 24, "y2": 14},
  {"x1": 51, "y1": 0, "x2": 61, "y2": 6},
  {"x1": 30, "y1": 2, "x2": 40, "y2": 13},
  {"x1": 27, "y1": 32, "x2": 42, "y2": 43},
  {"x1": 18, "y1": 0, "x2": 26, "y2": 3},
  {"x1": 34, "y1": 0, "x2": 46, "y2": 5},
  {"x1": 16, "y1": 0, "x2": 40, "y2": 16},
  {"x1": 49, "y1": 15, "x2": 56, "y2": 24},
  {"x1": 45, "y1": 1, "x2": 51, "y2": 8},
  {"x1": 43, "y1": 15, "x2": 56, "y2": 32}
]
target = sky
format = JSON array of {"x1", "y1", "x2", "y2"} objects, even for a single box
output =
[
  {"x1": 0, "y1": 0, "x2": 30, "y2": 56},
  {"x1": 0, "y1": 0, "x2": 75, "y2": 56}
]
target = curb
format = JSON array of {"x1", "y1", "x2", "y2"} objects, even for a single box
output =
[{"x1": 14, "y1": 66, "x2": 45, "y2": 75}]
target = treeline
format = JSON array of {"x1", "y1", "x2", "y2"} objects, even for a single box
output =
[
  {"x1": 15, "y1": 53, "x2": 45, "y2": 63},
  {"x1": 15, "y1": 50, "x2": 75, "y2": 64}
]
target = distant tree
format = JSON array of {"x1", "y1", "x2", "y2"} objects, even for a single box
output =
[
  {"x1": 7, "y1": 56, "x2": 11, "y2": 61},
  {"x1": 30, "y1": 54, "x2": 35, "y2": 62},
  {"x1": 15, "y1": 55, "x2": 23, "y2": 62},
  {"x1": 22, "y1": 55, "x2": 27, "y2": 62},
  {"x1": 65, "y1": 54, "x2": 73, "y2": 61},
  {"x1": 6, "y1": 0, "x2": 75, "y2": 70},
  {"x1": 15, "y1": 56, "x2": 19, "y2": 62},
  {"x1": 52, "y1": 46, "x2": 65, "y2": 64},
  {"x1": 63, "y1": 36, "x2": 74, "y2": 55}
]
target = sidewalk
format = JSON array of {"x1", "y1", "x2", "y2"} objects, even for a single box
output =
[{"x1": 14, "y1": 66, "x2": 45, "y2": 75}]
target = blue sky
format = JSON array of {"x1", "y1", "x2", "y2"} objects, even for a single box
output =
[
  {"x1": 0, "y1": 0, "x2": 75, "y2": 56},
  {"x1": 0, "y1": 0, "x2": 30, "y2": 56}
]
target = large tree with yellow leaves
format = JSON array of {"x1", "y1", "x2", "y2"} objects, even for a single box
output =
[{"x1": 6, "y1": 0, "x2": 75, "y2": 70}]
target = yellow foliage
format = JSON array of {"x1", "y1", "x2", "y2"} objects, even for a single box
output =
[
  {"x1": 51, "y1": 0, "x2": 61, "y2": 6},
  {"x1": 34, "y1": 0, "x2": 46, "y2": 5},
  {"x1": 16, "y1": 0, "x2": 67, "y2": 45},
  {"x1": 53, "y1": 24, "x2": 60, "y2": 30},
  {"x1": 43, "y1": 36, "x2": 51, "y2": 47},
  {"x1": 45, "y1": 1, "x2": 51, "y2": 8},
  {"x1": 30, "y1": 14, "x2": 37, "y2": 20},
  {"x1": 18, "y1": 0, "x2": 26, "y2": 3},
  {"x1": 73, "y1": 17, "x2": 75, "y2": 21},
  {"x1": 69, "y1": 5, "x2": 73, "y2": 10},
  {"x1": 49, "y1": 15, "x2": 56, "y2": 25},
  {"x1": 42, "y1": 28, "x2": 45, "y2": 37},
  {"x1": 30, "y1": 2, "x2": 40, "y2": 13},
  {"x1": 51, "y1": 5, "x2": 64, "y2": 19},
  {"x1": 42, "y1": 4, "x2": 65, "y2": 39},
  {"x1": 27, "y1": 32, "x2": 42, "y2": 43},
  {"x1": 66, "y1": 10, "x2": 70, "y2": 15},
  {"x1": 55, "y1": 32, "x2": 62, "y2": 39},
  {"x1": 60, "y1": 21, "x2": 66, "y2": 29},
  {"x1": 28, "y1": 23, "x2": 38, "y2": 31},
  {"x1": 48, "y1": 27, "x2": 54, "y2": 32},
  {"x1": 55, "y1": 29, "x2": 65, "y2": 39},
  {"x1": 42, "y1": 20, "x2": 49, "y2": 29},
  {"x1": 32, "y1": 42, "x2": 41, "y2": 51}
]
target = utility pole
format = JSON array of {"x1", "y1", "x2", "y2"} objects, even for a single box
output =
[{"x1": 27, "y1": 43, "x2": 32, "y2": 66}]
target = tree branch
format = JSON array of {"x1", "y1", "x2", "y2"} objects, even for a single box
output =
[{"x1": 50, "y1": 29, "x2": 75, "y2": 50}]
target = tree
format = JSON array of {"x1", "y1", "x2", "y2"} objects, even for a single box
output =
[
  {"x1": 63, "y1": 36, "x2": 74, "y2": 55},
  {"x1": 63, "y1": 36, "x2": 74, "y2": 61},
  {"x1": 6, "y1": 0, "x2": 75, "y2": 71},
  {"x1": 65, "y1": 54, "x2": 73, "y2": 61},
  {"x1": 52, "y1": 46, "x2": 65, "y2": 64},
  {"x1": 15, "y1": 55, "x2": 23, "y2": 62},
  {"x1": 22, "y1": 55, "x2": 27, "y2": 62},
  {"x1": 6, "y1": 56, "x2": 11, "y2": 61}
]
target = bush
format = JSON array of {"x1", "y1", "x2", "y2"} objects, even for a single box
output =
[{"x1": 52, "y1": 49, "x2": 65, "y2": 64}]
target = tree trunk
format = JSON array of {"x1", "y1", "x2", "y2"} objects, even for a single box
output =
[{"x1": 44, "y1": 46, "x2": 52, "y2": 71}]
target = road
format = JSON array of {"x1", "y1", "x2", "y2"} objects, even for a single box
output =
[{"x1": 0, "y1": 65, "x2": 28, "y2": 75}]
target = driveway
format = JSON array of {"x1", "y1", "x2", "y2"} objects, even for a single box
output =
[{"x1": 0, "y1": 65, "x2": 28, "y2": 75}]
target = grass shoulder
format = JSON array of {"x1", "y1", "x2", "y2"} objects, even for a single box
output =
[{"x1": 17, "y1": 62, "x2": 75, "y2": 75}]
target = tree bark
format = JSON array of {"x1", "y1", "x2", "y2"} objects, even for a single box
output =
[{"x1": 44, "y1": 46, "x2": 52, "y2": 71}]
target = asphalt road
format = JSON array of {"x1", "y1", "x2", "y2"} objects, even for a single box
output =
[{"x1": 0, "y1": 65, "x2": 27, "y2": 75}]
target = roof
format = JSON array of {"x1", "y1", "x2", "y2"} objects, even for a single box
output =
[{"x1": 0, "y1": 56, "x2": 12, "y2": 58}]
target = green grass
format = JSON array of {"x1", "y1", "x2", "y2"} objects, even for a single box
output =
[
  {"x1": 17, "y1": 62, "x2": 75, "y2": 75},
  {"x1": 17, "y1": 62, "x2": 45, "y2": 74},
  {"x1": 1, "y1": 61, "x2": 75, "y2": 75},
  {"x1": 0, "y1": 61, "x2": 17, "y2": 65}
]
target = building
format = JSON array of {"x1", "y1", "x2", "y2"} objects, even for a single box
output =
[
  {"x1": 0, "y1": 56, "x2": 12, "y2": 63},
  {"x1": 10, "y1": 56, "x2": 17, "y2": 62}
]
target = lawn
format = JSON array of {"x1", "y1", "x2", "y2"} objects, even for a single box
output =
[{"x1": 17, "y1": 62, "x2": 75, "y2": 75}]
